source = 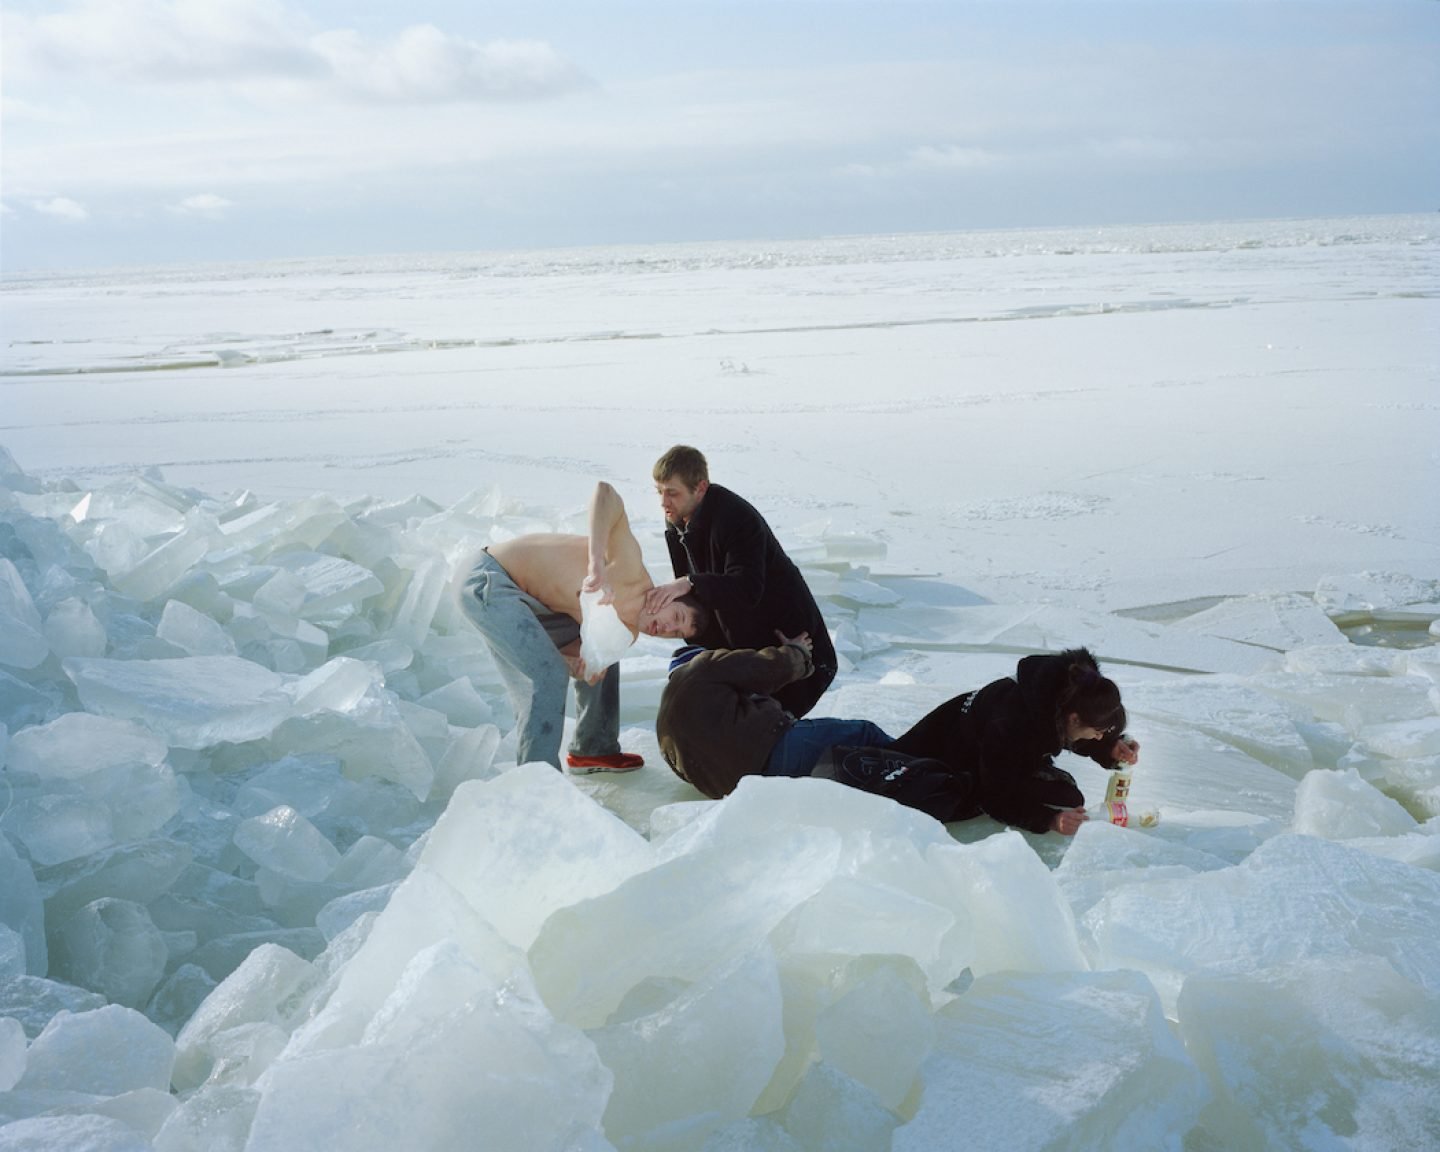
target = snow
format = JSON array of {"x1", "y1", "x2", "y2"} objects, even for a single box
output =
[{"x1": 1, "y1": 214, "x2": 1438, "y2": 1149}]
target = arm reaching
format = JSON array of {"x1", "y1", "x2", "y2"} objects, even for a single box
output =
[{"x1": 584, "y1": 482, "x2": 646, "y2": 603}]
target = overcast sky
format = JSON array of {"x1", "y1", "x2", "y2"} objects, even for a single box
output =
[{"x1": 2, "y1": 0, "x2": 1437, "y2": 272}]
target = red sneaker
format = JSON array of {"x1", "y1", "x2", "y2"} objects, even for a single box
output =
[{"x1": 566, "y1": 752, "x2": 645, "y2": 774}]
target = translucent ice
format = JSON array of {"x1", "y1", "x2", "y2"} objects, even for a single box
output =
[
  {"x1": 64, "y1": 655, "x2": 294, "y2": 748},
  {"x1": 16, "y1": 1004, "x2": 174, "y2": 1096},
  {"x1": 0, "y1": 556, "x2": 48, "y2": 670},
  {"x1": 157, "y1": 598, "x2": 237, "y2": 657},
  {"x1": 813, "y1": 960, "x2": 935, "y2": 1110},
  {"x1": 109, "y1": 510, "x2": 218, "y2": 603},
  {"x1": 780, "y1": 1061, "x2": 898, "y2": 1152},
  {"x1": 1292, "y1": 766, "x2": 1419, "y2": 840},
  {"x1": 593, "y1": 946, "x2": 784, "y2": 1150},
  {"x1": 233, "y1": 806, "x2": 341, "y2": 884},
  {"x1": 579, "y1": 589, "x2": 634, "y2": 676},
  {"x1": 43, "y1": 596, "x2": 108, "y2": 659},
  {"x1": 6, "y1": 712, "x2": 167, "y2": 781},
  {"x1": 1178, "y1": 956, "x2": 1440, "y2": 1149},
  {"x1": 0, "y1": 1015, "x2": 25, "y2": 1092},
  {"x1": 50, "y1": 898, "x2": 169, "y2": 1009},
  {"x1": 894, "y1": 970, "x2": 1207, "y2": 1152}
]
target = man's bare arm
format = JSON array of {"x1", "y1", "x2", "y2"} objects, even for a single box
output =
[{"x1": 583, "y1": 482, "x2": 647, "y2": 601}]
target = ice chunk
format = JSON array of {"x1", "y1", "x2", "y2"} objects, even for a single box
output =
[
  {"x1": 593, "y1": 946, "x2": 784, "y2": 1149},
  {"x1": 0, "y1": 1014, "x2": 25, "y2": 1092},
  {"x1": 1080, "y1": 834, "x2": 1440, "y2": 1012},
  {"x1": 65, "y1": 654, "x2": 295, "y2": 748},
  {"x1": 0, "y1": 923, "x2": 24, "y2": 979},
  {"x1": 0, "y1": 1114, "x2": 155, "y2": 1150},
  {"x1": 172, "y1": 943, "x2": 314, "y2": 1093},
  {"x1": 1315, "y1": 571, "x2": 1440, "y2": 617},
  {"x1": 50, "y1": 898, "x2": 168, "y2": 1009},
  {"x1": 4, "y1": 805, "x2": 82, "y2": 966},
  {"x1": 243, "y1": 939, "x2": 612, "y2": 1152},
  {"x1": 38, "y1": 837, "x2": 193, "y2": 918},
  {"x1": 43, "y1": 596, "x2": 108, "y2": 659},
  {"x1": 109, "y1": 510, "x2": 218, "y2": 602},
  {"x1": 233, "y1": 806, "x2": 341, "y2": 883},
  {"x1": 385, "y1": 554, "x2": 447, "y2": 648},
  {"x1": 419, "y1": 764, "x2": 655, "y2": 955},
  {"x1": 1178, "y1": 956, "x2": 1440, "y2": 1150},
  {"x1": 17, "y1": 1004, "x2": 174, "y2": 1096},
  {"x1": 0, "y1": 976, "x2": 107, "y2": 1041},
  {"x1": 0, "y1": 556, "x2": 48, "y2": 670},
  {"x1": 415, "y1": 677, "x2": 493, "y2": 727},
  {"x1": 1292, "y1": 766, "x2": 1419, "y2": 840},
  {"x1": 1173, "y1": 590, "x2": 1344, "y2": 649},
  {"x1": 157, "y1": 598, "x2": 237, "y2": 657},
  {"x1": 781, "y1": 1062, "x2": 898, "y2": 1151},
  {"x1": 579, "y1": 588, "x2": 634, "y2": 675},
  {"x1": 814, "y1": 960, "x2": 935, "y2": 1110},
  {"x1": 1358, "y1": 716, "x2": 1440, "y2": 760},
  {"x1": 146, "y1": 963, "x2": 219, "y2": 1038},
  {"x1": 6, "y1": 712, "x2": 167, "y2": 781},
  {"x1": 894, "y1": 970, "x2": 1206, "y2": 1152},
  {"x1": 260, "y1": 550, "x2": 384, "y2": 620},
  {"x1": 152, "y1": 1084, "x2": 260, "y2": 1152},
  {"x1": 5, "y1": 790, "x2": 115, "y2": 866},
  {"x1": 928, "y1": 830, "x2": 1088, "y2": 976}
]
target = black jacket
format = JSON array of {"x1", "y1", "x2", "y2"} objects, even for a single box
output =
[
  {"x1": 890, "y1": 648, "x2": 1117, "y2": 833},
  {"x1": 666, "y1": 483, "x2": 835, "y2": 717}
]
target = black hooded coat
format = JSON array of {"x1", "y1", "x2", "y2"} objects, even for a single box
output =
[{"x1": 889, "y1": 648, "x2": 1119, "y2": 833}]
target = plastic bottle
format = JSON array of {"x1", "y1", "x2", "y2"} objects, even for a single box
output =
[{"x1": 1096, "y1": 750, "x2": 1160, "y2": 828}]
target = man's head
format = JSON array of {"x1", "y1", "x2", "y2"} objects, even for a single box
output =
[
  {"x1": 638, "y1": 592, "x2": 711, "y2": 641},
  {"x1": 653, "y1": 445, "x2": 709, "y2": 527}
]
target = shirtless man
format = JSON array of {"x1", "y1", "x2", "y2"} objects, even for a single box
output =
[{"x1": 459, "y1": 481, "x2": 706, "y2": 773}]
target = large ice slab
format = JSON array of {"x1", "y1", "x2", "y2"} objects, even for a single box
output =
[{"x1": 893, "y1": 969, "x2": 1207, "y2": 1151}]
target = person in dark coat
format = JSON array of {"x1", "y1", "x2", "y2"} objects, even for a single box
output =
[
  {"x1": 656, "y1": 632, "x2": 973, "y2": 823},
  {"x1": 643, "y1": 445, "x2": 837, "y2": 718},
  {"x1": 889, "y1": 648, "x2": 1139, "y2": 836}
]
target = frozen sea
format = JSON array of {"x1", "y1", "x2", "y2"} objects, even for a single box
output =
[{"x1": 1, "y1": 214, "x2": 1439, "y2": 1150}]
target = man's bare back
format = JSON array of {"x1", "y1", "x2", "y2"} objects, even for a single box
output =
[{"x1": 486, "y1": 533, "x2": 652, "y2": 633}]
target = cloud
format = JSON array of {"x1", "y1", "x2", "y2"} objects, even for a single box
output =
[
  {"x1": 169, "y1": 193, "x2": 236, "y2": 219},
  {"x1": 5, "y1": 1, "x2": 584, "y2": 102},
  {"x1": 313, "y1": 25, "x2": 586, "y2": 103},
  {"x1": 907, "y1": 145, "x2": 1001, "y2": 171},
  {"x1": 32, "y1": 197, "x2": 90, "y2": 220}
]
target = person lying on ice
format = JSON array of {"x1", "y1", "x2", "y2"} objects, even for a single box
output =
[
  {"x1": 655, "y1": 631, "x2": 973, "y2": 823},
  {"x1": 890, "y1": 647, "x2": 1140, "y2": 836}
]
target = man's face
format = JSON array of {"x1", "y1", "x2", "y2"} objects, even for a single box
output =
[
  {"x1": 657, "y1": 476, "x2": 706, "y2": 526},
  {"x1": 641, "y1": 600, "x2": 697, "y2": 639}
]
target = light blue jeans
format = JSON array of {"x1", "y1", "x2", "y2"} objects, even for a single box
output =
[
  {"x1": 460, "y1": 551, "x2": 620, "y2": 769},
  {"x1": 764, "y1": 719, "x2": 893, "y2": 778}
]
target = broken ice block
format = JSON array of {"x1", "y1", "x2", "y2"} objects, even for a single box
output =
[
  {"x1": 233, "y1": 806, "x2": 341, "y2": 883},
  {"x1": 110, "y1": 511, "x2": 219, "y2": 603},
  {"x1": 64, "y1": 655, "x2": 294, "y2": 749},
  {"x1": 6, "y1": 712, "x2": 168, "y2": 781},
  {"x1": 0, "y1": 557, "x2": 48, "y2": 670},
  {"x1": 16, "y1": 1003, "x2": 175, "y2": 1096},
  {"x1": 579, "y1": 589, "x2": 634, "y2": 675},
  {"x1": 50, "y1": 897, "x2": 169, "y2": 1009},
  {"x1": 43, "y1": 596, "x2": 108, "y2": 660},
  {"x1": 157, "y1": 598, "x2": 237, "y2": 657}
]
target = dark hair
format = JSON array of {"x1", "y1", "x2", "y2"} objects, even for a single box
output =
[
  {"x1": 1060, "y1": 662, "x2": 1126, "y2": 737},
  {"x1": 653, "y1": 445, "x2": 709, "y2": 490},
  {"x1": 676, "y1": 592, "x2": 711, "y2": 640}
]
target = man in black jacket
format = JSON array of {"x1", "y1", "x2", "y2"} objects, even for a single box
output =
[{"x1": 643, "y1": 445, "x2": 837, "y2": 718}]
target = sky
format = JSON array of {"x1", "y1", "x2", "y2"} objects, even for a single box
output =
[{"x1": 2, "y1": 0, "x2": 1438, "y2": 272}]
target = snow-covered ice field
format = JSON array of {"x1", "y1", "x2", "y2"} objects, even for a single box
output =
[{"x1": 1, "y1": 213, "x2": 1438, "y2": 1149}]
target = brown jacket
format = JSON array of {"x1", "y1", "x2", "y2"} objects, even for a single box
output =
[{"x1": 656, "y1": 643, "x2": 813, "y2": 799}]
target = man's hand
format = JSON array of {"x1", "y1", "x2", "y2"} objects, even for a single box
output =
[
  {"x1": 1051, "y1": 807, "x2": 1088, "y2": 836},
  {"x1": 582, "y1": 560, "x2": 614, "y2": 605},
  {"x1": 643, "y1": 577, "x2": 690, "y2": 614},
  {"x1": 564, "y1": 654, "x2": 606, "y2": 685},
  {"x1": 777, "y1": 630, "x2": 812, "y2": 656}
]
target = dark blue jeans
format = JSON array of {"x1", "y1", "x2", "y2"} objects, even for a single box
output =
[{"x1": 764, "y1": 719, "x2": 893, "y2": 778}]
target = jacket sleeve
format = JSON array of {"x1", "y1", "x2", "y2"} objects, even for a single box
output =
[
  {"x1": 975, "y1": 719, "x2": 1083, "y2": 834},
  {"x1": 1070, "y1": 736, "x2": 1120, "y2": 769},
  {"x1": 688, "y1": 643, "x2": 812, "y2": 696},
  {"x1": 688, "y1": 504, "x2": 770, "y2": 615}
]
